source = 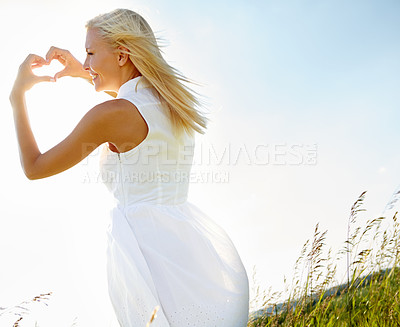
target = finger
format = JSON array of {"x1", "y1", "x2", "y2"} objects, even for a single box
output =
[
  {"x1": 45, "y1": 46, "x2": 59, "y2": 62},
  {"x1": 27, "y1": 54, "x2": 47, "y2": 66},
  {"x1": 32, "y1": 62, "x2": 48, "y2": 69},
  {"x1": 46, "y1": 46, "x2": 68, "y2": 64},
  {"x1": 36, "y1": 75, "x2": 56, "y2": 83},
  {"x1": 20, "y1": 54, "x2": 47, "y2": 72},
  {"x1": 54, "y1": 68, "x2": 69, "y2": 80},
  {"x1": 53, "y1": 54, "x2": 67, "y2": 66},
  {"x1": 47, "y1": 53, "x2": 67, "y2": 66}
]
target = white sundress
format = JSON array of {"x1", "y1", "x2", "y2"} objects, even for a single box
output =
[{"x1": 99, "y1": 76, "x2": 249, "y2": 327}]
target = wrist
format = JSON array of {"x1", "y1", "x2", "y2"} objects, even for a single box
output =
[{"x1": 9, "y1": 86, "x2": 25, "y2": 104}]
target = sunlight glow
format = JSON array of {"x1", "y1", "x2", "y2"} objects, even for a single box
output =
[{"x1": 1, "y1": 0, "x2": 400, "y2": 325}]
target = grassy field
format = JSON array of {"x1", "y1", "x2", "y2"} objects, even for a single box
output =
[
  {"x1": 2, "y1": 191, "x2": 399, "y2": 326},
  {"x1": 248, "y1": 191, "x2": 400, "y2": 326}
]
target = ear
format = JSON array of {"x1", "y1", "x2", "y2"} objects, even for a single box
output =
[{"x1": 116, "y1": 46, "x2": 130, "y2": 66}]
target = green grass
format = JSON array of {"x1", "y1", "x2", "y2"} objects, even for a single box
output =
[
  {"x1": 3, "y1": 191, "x2": 400, "y2": 326},
  {"x1": 248, "y1": 191, "x2": 400, "y2": 326}
]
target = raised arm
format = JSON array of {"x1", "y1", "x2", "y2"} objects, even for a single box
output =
[{"x1": 10, "y1": 53, "x2": 147, "y2": 180}]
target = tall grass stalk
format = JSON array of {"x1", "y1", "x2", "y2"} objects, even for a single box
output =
[
  {"x1": 1, "y1": 294, "x2": 161, "y2": 327},
  {"x1": 0, "y1": 292, "x2": 52, "y2": 327},
  {"x1": 248, "y1": 191, "x2": 400, "y2": 326}
]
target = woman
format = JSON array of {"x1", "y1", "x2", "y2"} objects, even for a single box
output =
[{"x1": 10, "y1": 8, "x2": 249, "y2": 327}]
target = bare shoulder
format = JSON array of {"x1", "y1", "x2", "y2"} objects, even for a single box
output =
[
  {"x1": 88, "y1": 98, "x2": 148, "y2": 152},
  {"x1": 88, "y1": 98, "x2": 137, "y2": 118}
]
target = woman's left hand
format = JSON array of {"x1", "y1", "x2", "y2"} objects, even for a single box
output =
[{"x1": 11, "y1": 54, "x2": 55, "y2": 96}]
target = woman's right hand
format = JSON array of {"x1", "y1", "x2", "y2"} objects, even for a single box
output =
[{"x1": 45, "y1": 46, "x2": 90, "y2": 81}]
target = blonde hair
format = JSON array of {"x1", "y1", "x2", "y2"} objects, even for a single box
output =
[{"x1": 86, "y1": 9, "x2": 207, "y2": 135}]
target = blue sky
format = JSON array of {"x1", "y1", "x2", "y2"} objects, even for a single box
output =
[{"x1": 0, "y1": 0, "x2": 399, "y2": 325}]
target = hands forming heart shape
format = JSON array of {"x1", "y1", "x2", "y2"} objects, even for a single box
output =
[
  {"x1": 45, "y1": 47, "x2": 88, "y2": 81},
  {"x1": 33, "y1": 58, "x2": 64, "y2": 80},
  {"x1": 13, "y1": 47, "x2": 88, "y2": 93}
]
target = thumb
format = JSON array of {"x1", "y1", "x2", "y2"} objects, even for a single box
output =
[
  {"x1": 54, "y1": 68, "x2": 69, "y2": 81},
  {"x1": 37, "y1": 75, "x2": 56, "y2": 83}
]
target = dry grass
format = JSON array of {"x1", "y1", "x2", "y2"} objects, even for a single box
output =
[
  {"x1": 4, "y1": 191, "x2": 400, "y2": 326},
  {"x1": 145, "y1": 306, "x2": 160, "y2": 327},
  {"x1": 0, "y1": 292, "x2": 52, "y2": 327},
  {"x1": 0, "y1": 293, "x2": 159, "y2": 327},
  {"x1": 248, "y1": 191, "x2": 400, "y2": 326}
]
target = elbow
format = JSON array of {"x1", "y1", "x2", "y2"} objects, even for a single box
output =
[
  {"x1": 21, "y1": 156, "x2": 45, "y2": 180},
  {"x1": 26, "y1": 174, "x2": 39, "y2": 181},
  {"x1": 23, "y1": 166, "x2": 41, "y2": 180},
  {"x1": 25, "y1": 170, "x2": 38, "y2": 180}
]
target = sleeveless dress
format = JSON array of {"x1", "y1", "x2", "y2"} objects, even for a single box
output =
[{"x1": 99, "y1": 76, "x2": 249, "y2": 327}]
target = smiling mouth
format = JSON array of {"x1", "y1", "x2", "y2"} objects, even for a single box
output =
[{"x1": 90, "y1": 72, "x2": 99, "y2": 80}]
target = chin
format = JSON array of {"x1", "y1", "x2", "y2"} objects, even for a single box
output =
[
  {"x1": 94, "y1": 85, "x2": 104, "y2": 92},
  {"x1": 92, "y1": 77, "x2": 103, "y2": 91},
  {"x1": 93, "y1": 81, "x2": 115, "y2": 93},
  {"x1": 93, "y1": 82, "x2": 106, "y2": 92}
]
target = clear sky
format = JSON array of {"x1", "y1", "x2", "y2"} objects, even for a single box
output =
[{"x1": 1, "y1": 0, "x2": 399, "y2": 325}]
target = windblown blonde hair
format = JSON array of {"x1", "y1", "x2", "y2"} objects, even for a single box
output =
[{"x1": 86, "y1": 9, "x2": 207, "y2": 135}]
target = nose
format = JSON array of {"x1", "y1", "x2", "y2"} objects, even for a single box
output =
[{"x1": 83, "y1": 55, "x2": 90, "y2": 71}]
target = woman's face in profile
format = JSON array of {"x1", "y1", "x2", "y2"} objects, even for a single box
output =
[{"x1": 83, "y1": 28, "x2": 120, "y2": 92}]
